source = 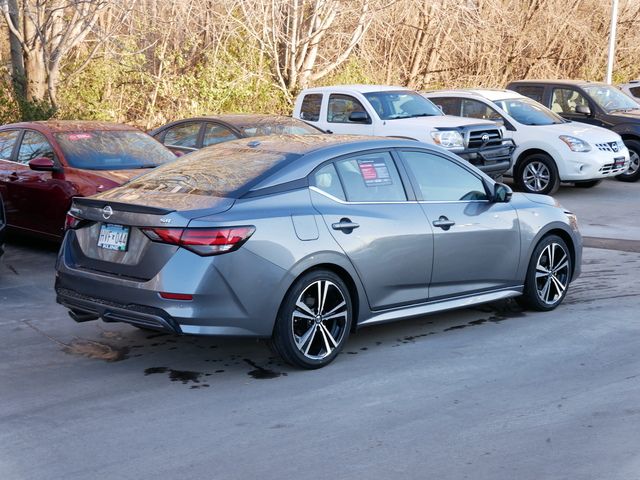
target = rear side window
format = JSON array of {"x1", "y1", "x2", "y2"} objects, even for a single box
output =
[
  {"x1": 311, "y1": 163, "x2": 346, "y2": 201},
  {"x1": 17, "y1": 131, "x2": 55, "y2": 164},
  {"x1": 163, "y1": 122, "x2": 201, "y2": 148},
  {"x1": 300, "y1": 94, "x2": 322, "y2": 122},
  {"x1": 334, "y1": 152, "x2": 406, "y2": 202},
  {"x1": 202, "y1": 123, "x2": 238, "y2": 147},
  {"x1": 512, "y1": 85, "x2": 544, "y2": 103},
  {"x1": 0, "y1": 130, "x2": 19, "y2": 160},
  {"x1": 461, "y1": 99, "x2": 502, "y2": 121},
  {"x1": 430, "y1": 97, "x2": 461, "y2": 116},
  {"x1": 629, "y1": 86, "x2": 640, "y2": 98},
  {"x1": 400, "y1": 150, "x2": 488, "y2": 202}
]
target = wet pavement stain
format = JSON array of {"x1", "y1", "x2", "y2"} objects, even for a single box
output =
[
  {"x1": 144, "y1": 367, "x2": 206, "y2": 385},
  {"x1": 63, "y1": 339, "x2": 129, "y2": 362},
  {"x1": 244, "y1": 359, "x2": 286, "y2": 379}
]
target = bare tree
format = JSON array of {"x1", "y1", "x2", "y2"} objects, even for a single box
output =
[
  {"x1": 226, "y1": 0, "x2": 373, "y2": 100},
  {"x1": 1, "y1": 0, "x2": 109, "y2": 110}
]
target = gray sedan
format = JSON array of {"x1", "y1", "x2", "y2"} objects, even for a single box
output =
[{"x1": 56, "y1": 135, "x2": 582, "y2": 368}]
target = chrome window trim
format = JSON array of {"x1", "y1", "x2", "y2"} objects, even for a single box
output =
[{"x1": 309, "y1": 186, "x2": 417, "y2": 205}]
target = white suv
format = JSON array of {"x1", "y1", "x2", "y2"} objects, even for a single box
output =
[
  {"x1": 293, "y1": 85, "x2": 515, "y2": 178},
  {"x1": 424, "y1": 89, "x2": 630, "y2": 194}
]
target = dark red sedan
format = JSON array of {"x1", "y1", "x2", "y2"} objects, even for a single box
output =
[{"x1": 0, "y1": 121, "x2": 176, "y2": 239}]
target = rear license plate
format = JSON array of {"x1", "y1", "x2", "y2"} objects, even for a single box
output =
[{"x1": 97, "y1": 224, "x2": 130, "y2": 251}]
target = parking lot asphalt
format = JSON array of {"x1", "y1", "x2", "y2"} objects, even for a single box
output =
[{"x1": 1, "y1": 179, "x2": 639, "y2": 480}]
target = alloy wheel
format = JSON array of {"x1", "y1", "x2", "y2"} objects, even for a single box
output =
[
  {"x1": 535, "y1": 243, "x2": 570, "y2": 305},
  {"x1": 523, "y1": 161, "x2": 551, "y2": 192},
  {"x1": 291, "y1": 280, "x2": 348, "y2": 360},
  {"x1": 624, "y1": 150, "x2": 639, "y2": 176}
]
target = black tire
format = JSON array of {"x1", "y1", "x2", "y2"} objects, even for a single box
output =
[
  {"x1": 518, "y1": 235, "x2": 572, "y2": 312},
  {"x1": 616, "y1": 139, "x2": 640, "y2": 182},
  {"x1": 574, "y1": 179, "x2": 602, "y2": 188},
  {"x1": 271, "y1": 269, "x2": 353, "y2": 369},
  {"x1": 515, "y1": 153, "x2": 560, "y2": 195}
]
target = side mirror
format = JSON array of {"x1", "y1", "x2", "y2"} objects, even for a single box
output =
[
  {"x1": 575, "y1": 104, "x2": 591, "y2": 116},
  {"x1": 492, "y1": 183, "x2": 512, "y2": 203},
  {"x1": 28, "y1": 157, "x2": 56, "y2": 172},
  {"x1": 348, "y1": 111, "x2": 371, "y2": 124}
]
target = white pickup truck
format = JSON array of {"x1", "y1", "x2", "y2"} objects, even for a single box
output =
[{"x1": 293, "y1": 85, "x2": 515, "y2": 178}]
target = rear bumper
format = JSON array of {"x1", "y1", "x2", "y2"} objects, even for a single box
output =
[
  {"x1": 56, "y1": 286, "x2": 182, "y2": 333},
  {"x1": 55, "y1": 235, "x2": 289, "y2": 337},
  {"x1": 458, "y1": 139, "x2": 515, "y2": 177}
]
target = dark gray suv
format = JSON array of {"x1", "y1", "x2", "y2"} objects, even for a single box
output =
[{"x1": 56, "y1": 135, "x2": 582, "y2": 368}]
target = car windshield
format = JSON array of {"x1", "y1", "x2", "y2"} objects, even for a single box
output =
[
  {"x1": 121, "y1": 144, "x2": 296, "y2": 197},
  {"x1": 494, "y1": 98, "x2": 565, "y2": 125},
  {"x1": 582, "y1": 85, "x2": 640, "y2": 113},
  {"x1": 55, "y1": 131, "x2": 176, "y2": 170},
  {"x1": 239, "y1": 119, "x2": 322, "y2": 137},
  {"x1": 364, "y1": 91, "x2": 442, "y2": 120}
]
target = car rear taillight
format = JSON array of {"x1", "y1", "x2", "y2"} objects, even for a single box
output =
[
  {"x1": 64, "y1": 212, "x2": 82, "y2": 230},
  {"x1": 142, "y1": 226, "x2": 255, "y2": 256}
]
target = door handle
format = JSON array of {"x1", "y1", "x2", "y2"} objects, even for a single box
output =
[
  {"x1": 8, "y1": 172, "x2": 19, "y2": 181},
  {"x1": 332, "y1": 218, "x2": 359, "y2": 233},
  {"x1": 432, "y1": 216, "x2": 455, "y2": 231}
]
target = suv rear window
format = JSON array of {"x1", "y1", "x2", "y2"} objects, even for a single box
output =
[
  {"x1": 511, "y1": 85, "x2": 544, "y2": 103},
  {"x1": 300, "y1": 94, "x2": 322, "y2": 122},
  {"x1": 123, "y1": 144, "x2": 297, "y2": 197},
  {"x1": 55, "y1": 131, "x2": 176, "y2": 170}
]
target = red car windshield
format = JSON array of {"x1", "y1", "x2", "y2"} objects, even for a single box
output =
[{"x1": 55, "y1": 131, "x2": 176, "y2": 170}]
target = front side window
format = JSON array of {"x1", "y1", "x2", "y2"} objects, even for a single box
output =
[
  {"x1": 327, "y1": 94, "x2": 369, "y2": 124},
  {"x1": 311, "y1": 163, "x2": 345, "y2": 201},
  {"x1": 0, "y1": 130, "x2": 19, "y2": 160},
  {"x1": 300, "y1": 94, "x2": 322, "y2": 122},
  {"x1": 400, "y1": 150, "x2": 488, "y2": 202},
  {"x1": 494, "y1": 98, "x2": 564, "y2": 125},
  {"x1": 17, "y1": 131, "x2": 55, "y2": 164},
  {"x1": 334, "y1": 151, "x2": 406, "y2": 202},
  {"x1": 54, "y1": 131, "x2": 176, "y2": 170},
  {"x1": 202, "y1": 123, "x2": 238, "y2": 147},
  {"x1": 461, "y1": 99, "x2": 503, "y2": 121},
  {"x1": 550, "y1": 88, "x2": 589, "y2": 114},
  {"x1": 363, "y1": 91, "x2": 441, "y2": 120},
  {"x1": 582, "y1": 84, "x2": 640, "y2": 113},
  {"x1": 162, "y1": 122, "x2": 201, "y2": 148}
]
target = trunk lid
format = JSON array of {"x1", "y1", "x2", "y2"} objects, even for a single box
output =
[{"x1": 66, "y1": 192, "x2": 234, "y2": 280}]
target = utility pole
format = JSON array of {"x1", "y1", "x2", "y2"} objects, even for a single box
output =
[{"x1": 606, "y1": 0, "x2": 619, "y2": 84}]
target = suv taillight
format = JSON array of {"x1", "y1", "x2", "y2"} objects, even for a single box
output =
[{"x1": 141, "y1": 226, "x2": 255, "y2": 256}]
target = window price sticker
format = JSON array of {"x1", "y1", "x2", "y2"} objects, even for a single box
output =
[{"x1": 357, "y1": 158, "x2": 393, "y2": 186}]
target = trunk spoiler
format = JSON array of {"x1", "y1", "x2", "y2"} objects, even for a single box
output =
[{"x1": 72, "y1": 197, "x2": 176, "y2": 216}]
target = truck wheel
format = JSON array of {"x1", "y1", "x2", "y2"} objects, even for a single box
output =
[
  {"x1": 616, "y1": 139, "x2": 640, "y2": 182},
  {"x1": 515, "y1": 153, "x2": 560, "y2": 195}
]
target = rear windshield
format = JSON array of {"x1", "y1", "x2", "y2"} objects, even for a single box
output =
[
  {"x1": 238, "y1": 119, "x2": 321, "y2": 137},
  {"x1": 122, "y1": 144, "x2": 296, "y2": 197},
  {"x1": 55, "y1": 131, "x2": 176, "y2": 170}
]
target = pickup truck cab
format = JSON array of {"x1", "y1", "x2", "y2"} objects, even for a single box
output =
[
  {"x1": 293, "y1": 85, "x2": 515, "y2": 178},
  {"x1": 507, "y1": 80, "x2": 640, "y2": 182},
  {"x1": 424, "y1": 89, "x2": 629, "y2": 194}
]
